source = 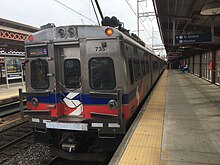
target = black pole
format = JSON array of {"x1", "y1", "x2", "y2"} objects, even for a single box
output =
[
  {"x1": 94, "y1": 0, "x2": 104, "y2": 20},
  {"x1": 19, "y1": 88, "x2": 24, "y2": 120},
  {"x1": 91, "y1": 0, "x2": 100, "y2": 25}
]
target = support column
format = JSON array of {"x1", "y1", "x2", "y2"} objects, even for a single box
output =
[
  {"x1": 212, "y1": 51, "x2": 215, "y2": 83},
  {"x1": 172, "y1": 20, "x2": 175, "y2": 46}
]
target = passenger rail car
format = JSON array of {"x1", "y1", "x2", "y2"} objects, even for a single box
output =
[{"x1": 21, "y1": 24, "x2": 165, "y2": 158}]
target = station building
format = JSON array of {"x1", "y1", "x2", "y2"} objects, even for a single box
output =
[{"x1": 0, "y1": 18, "x2": 38, "y2": 84}]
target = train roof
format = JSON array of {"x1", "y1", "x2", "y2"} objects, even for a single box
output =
[
  {"x1": 25, "y1": 24, "x2": 162, "y2": 60},
  {"x1": 115, "y1": 28, "x2": 164, "y2": 60},
  {"x1": 116, "y1": 29, "x2": 154, "y2": 54}
]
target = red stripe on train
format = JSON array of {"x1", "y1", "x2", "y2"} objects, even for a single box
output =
[{"x1": 27, "y1": 96, "x2": 139, "y2": 119}]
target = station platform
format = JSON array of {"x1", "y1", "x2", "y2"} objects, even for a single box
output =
[
  {"x1": 0, "y1": 82, "x2": 25, "y2": 105},
  {"x1": 110, "y1": 70, "x2": 220, "y2": 165}
]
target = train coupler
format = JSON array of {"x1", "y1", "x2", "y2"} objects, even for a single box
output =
[{"x1": 62, "y1": 143, "x2": 76, "y2": 152}]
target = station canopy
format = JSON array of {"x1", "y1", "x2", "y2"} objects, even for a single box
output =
[{"x1": 153, "y1": 0, "x2": 220, "y2": 61}]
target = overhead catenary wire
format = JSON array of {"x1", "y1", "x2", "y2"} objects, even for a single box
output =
[
  {"x1": 125, "y1": 0, "x2": 137, "y2": 16},
  {"x1": 107, "y1": 0, "x2": 137, "y2": 28},
  {"x1": 53, "y1": 0, "x2": 97, "y2": 24}
]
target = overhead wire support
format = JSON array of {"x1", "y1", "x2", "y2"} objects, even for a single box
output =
[
  {"x1": 54, "y1": 0, "x2": 97, "y2": 24},
  {"x1": 137, "y1": 0, "x2": 155, "y2": 37},
  {"x1": 125, "y1": 0, "x2": 151, "y2": 37},
  {"x1": 138, "y1": 12, "x2": 155, "y2": 18}
]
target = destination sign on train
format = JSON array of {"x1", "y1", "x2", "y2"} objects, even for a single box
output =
[
  {"x1": 175, "y1": 33, "x2": 212, "y2": 44},
  {"x1": 28, "y1": 46, "x2": 47, "y2": 56}
]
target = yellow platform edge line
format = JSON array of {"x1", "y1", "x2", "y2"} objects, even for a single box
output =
[{"x1": 118, "y1": 70, "x2": 168, "y2": 165}]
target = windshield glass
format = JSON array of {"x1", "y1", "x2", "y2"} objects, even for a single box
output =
[
  {"x1": 64, "y1": 59, "x2": 81, "y2": 88},
  {"x1": 31, "y1": 59, "x2": 49, "y2": 89},
  {"x1": 89, "y1": 57, "x2": 116, "y2": 90}
]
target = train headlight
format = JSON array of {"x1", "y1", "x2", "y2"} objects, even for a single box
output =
[
  {"x1": 57, "y1": 27, "x2": 66, "y2": 38},
  {"x1": 67, "y1": 27, "x2": 77, "y2": 37},
  {"x1": 108, "y1": 100, "x2": 117, "y2": 110},
  {"x1": 31, "y1": 98, "x2": 38, "y2": 107},
  {"x1": 105, "y1": 28, "x2": 113, "y2": 36}
]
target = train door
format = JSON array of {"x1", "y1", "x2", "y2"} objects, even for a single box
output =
[
  {"x1": 56, "y1": 45, "x2": 83, "y2": 116},
  {"x1": 25, "y1": 44, "x2": 67, "y2": 118},
  {"x1": 26, "y1": 44, "x2": 53, "y2": 92}
]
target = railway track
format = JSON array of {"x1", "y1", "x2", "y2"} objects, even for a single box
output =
[{"x1": 0, "y1": 120, "x2": 34, "y2": 164}]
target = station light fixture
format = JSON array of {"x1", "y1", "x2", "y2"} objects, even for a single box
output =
[{"x1": 200, "y1": 0, "x2": 220, "y2": 15}]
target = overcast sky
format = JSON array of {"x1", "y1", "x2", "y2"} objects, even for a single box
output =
[{"x1": 0, "y1": 0, "x2": 165, "y2": 56}]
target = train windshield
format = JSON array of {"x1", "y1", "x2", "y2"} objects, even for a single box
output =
[
  {"x1": 64, "y1": 59, "x2": 81, "y2": 88},
  {"x1": 89, "y1": 57, "x2": 116, "y2": 90},
  {"x1": 31, "y1": 59, "x2": 49, "y2": 89}
]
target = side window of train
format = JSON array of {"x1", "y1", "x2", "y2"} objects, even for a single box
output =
[
  {"x1": 133, "y1": 47, "x2": 138, "y2": 56},
  {"x1": 64, "y1": 59, "x2": 81, "y2": 88},
  {"x1": 89, "y1": 57, "x2": 116, "y2": 90},
  {"x1": 153, "y1": 61, "x2": 158, "y2": 70},
  {"x1": 133, "y1": 60, "x2": 141, "y2": 81},
  {"x1": 160, "y1": 62, "x2": 164, "y2": 69},
  {"x1": 128, "y1": 59, "x2": 134, "y2": 85},
  {"x1": 141, "y1": 61, "x2": 146, "y2": 77},
  {"x1": 145, "y1": 61, "x2": 149, "y2": 74},
  {"x1": 31, "y1": 59, "x2": 49, "y2": 89},
  {"x1": 152, "y1": 61, "x2": 155, "y2": 70}
]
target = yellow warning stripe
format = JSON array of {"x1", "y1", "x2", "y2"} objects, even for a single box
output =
[{"x1": 118, "y1": 70, "x2": 168, "y2": 165}]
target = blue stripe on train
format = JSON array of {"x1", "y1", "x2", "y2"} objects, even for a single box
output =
[{"x1": 27, "y1": 90, "x2": 137, "y2": 105}]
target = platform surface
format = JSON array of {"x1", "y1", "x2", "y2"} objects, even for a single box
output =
[
  {"x1": 111, "y1": 70, "x2": 220, "y2": 165},
  {"x1": 162, "y1": 70, "x2": 220, "y2": 165}
]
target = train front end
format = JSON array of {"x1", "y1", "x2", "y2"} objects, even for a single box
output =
[{"x1": 22, "y1": 24, "x2": 126, "y2": 157}]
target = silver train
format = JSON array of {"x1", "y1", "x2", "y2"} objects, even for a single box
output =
[{"x1": 22, "y1": 23, "x2": 165, "y2": 159}]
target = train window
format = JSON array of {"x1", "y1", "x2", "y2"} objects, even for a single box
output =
[
  {"x1": 133, "y1": 47, "x2": 138, "y2": 56},
  {"x1": 31, "y1": 59, "x2": 49, "y2": 89},
  {"x1": 160, "y1": 62, "x2": 164, "y2": 69},
  {"x1": 138, "y1": 49, "x2": 144, "y2": 58},
  {"x1": 128, "y1": 59, "x2": 134, "y2": 85},
  {"x1": 133, "y1": 60, "x2": 141, "y2": 81},
  {"x1": 141, "y1": 61, "x2": 146, "y2": 77},
  {"x1": 146, "y1": 61, "x2": 149, "y2": 73},
  {"x1": 89, "y1": 57, "x2": 116, "y2": 90},
  {"x1": 64, "y1": 59, "x2": 81, "y2": 88}
]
